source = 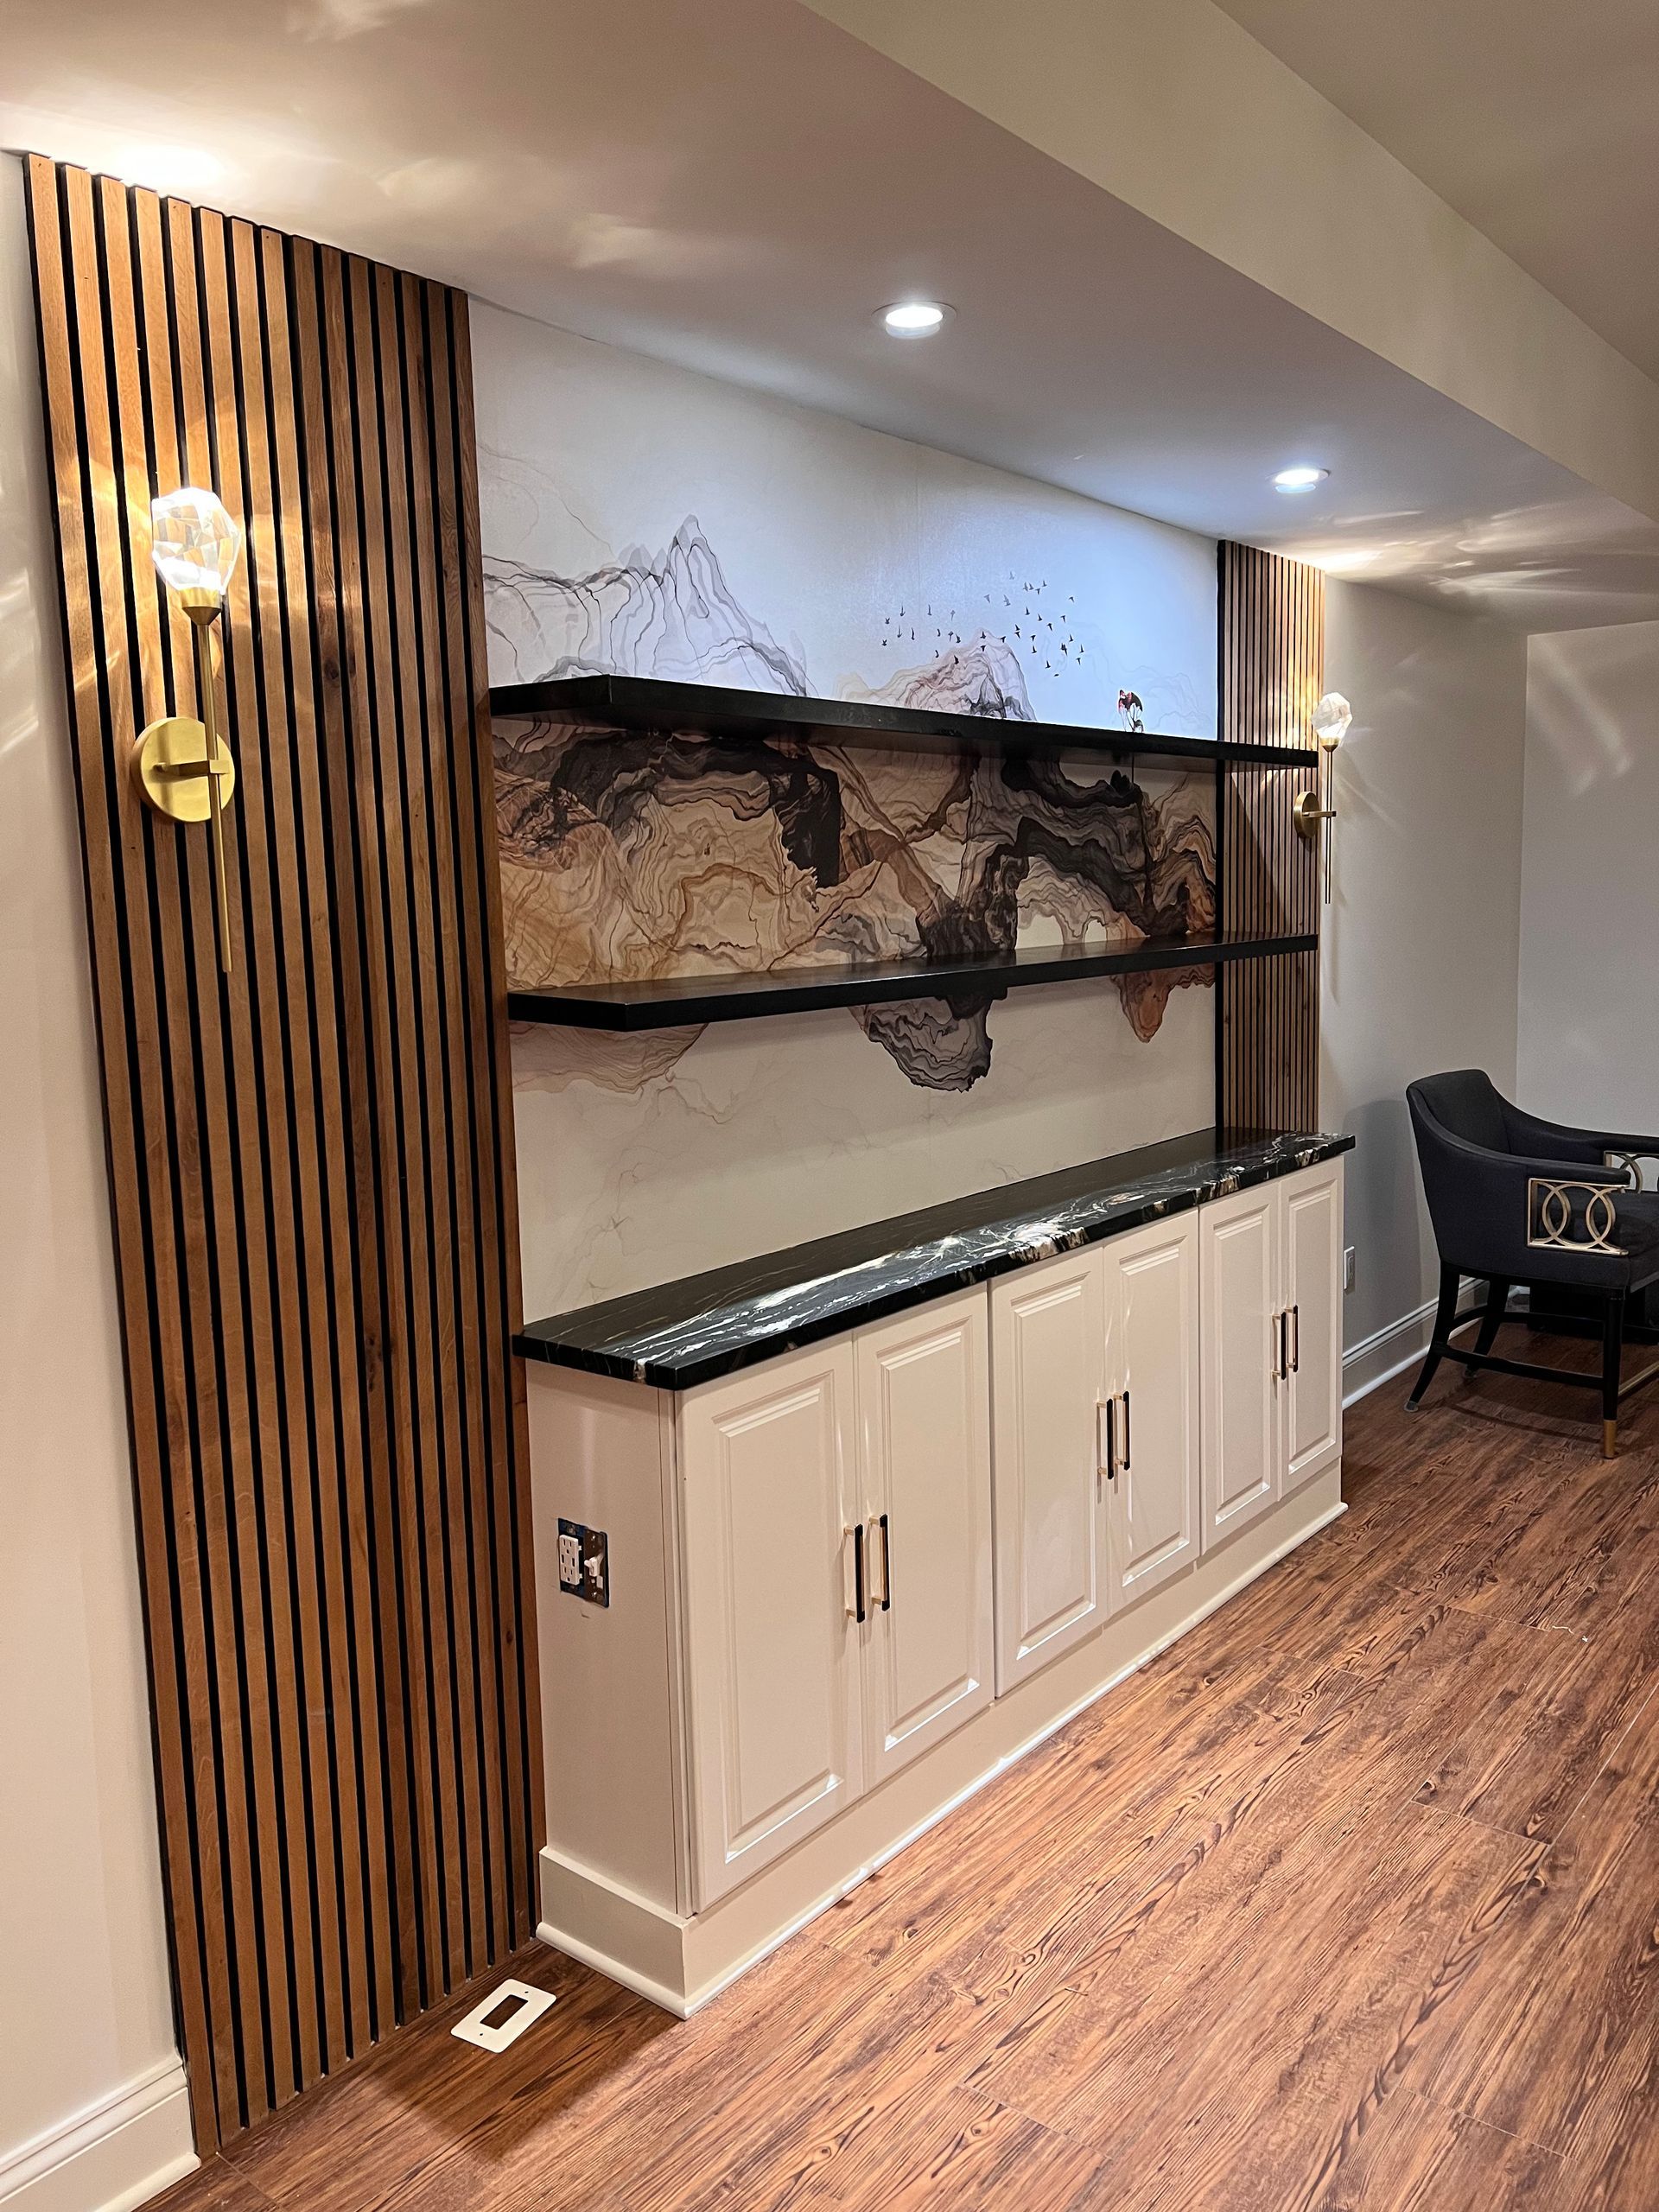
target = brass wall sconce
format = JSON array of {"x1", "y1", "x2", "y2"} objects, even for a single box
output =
[
  {"x1": 1294, "y1": 690, "x2": 1352, "y2": 905},
  {"x1": 135, "y1": 488, "x2": 244, "y2": 972}
]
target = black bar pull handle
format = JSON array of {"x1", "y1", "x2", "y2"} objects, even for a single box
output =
[
  {"x1": 1121, "y1": 1389, "x2": 1132, "y2": 1472},
  {"x1": 879, "y1": 1512, "x2": 892, "y2": 1611},
  {"x1": 1291, "y1": 1303, "x2": 1300, "y2": 1374},
  {"x1": 1098, "y1": 1397, "x2": 1116, "y2": 1481},
  {"x1": 852, "y1": 1522, "x2": 867, "y2": 1624}
]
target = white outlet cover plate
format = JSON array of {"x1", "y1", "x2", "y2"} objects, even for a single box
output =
[{"x1": 451, "y1": 1978, "x2": 556, "y2": 2053}]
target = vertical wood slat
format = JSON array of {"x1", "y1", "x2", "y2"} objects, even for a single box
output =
[
  {"x1": 287, "y1": 239, "x2": 376, "y2": 2046},
  {"x1": 24, "y1": 157, "x2": 541, "y2": 2152},
  {"x1": 311, "y1": 233, "x2": 419, "y2": 2038},
  {"x1": 1217, "y1": 541, "x2": 1324, "y2": 1137}
]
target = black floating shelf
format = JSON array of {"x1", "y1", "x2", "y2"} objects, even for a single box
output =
[
  {"x1": 490, "y1": 672, "x2": 1318, "y2": 773},
  {"x1": 507, "y1": 931, "x2": 1319, "y2": 1032}
]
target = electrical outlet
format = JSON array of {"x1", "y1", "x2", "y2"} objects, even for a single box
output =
[
  {"x1": 557, "y1": 1516, "x2": 610, "y2": 1607},
  {"x1": 1344, "y1": 1246, "x2": 1357, "y2": 1294}
]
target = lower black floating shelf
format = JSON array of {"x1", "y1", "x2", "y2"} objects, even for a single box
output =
[{"x1": 506, "y1": 931, "x2": 1319, "y2": 1031}]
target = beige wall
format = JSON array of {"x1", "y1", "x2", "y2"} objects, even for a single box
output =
[
  {"x1": 1518, "y1": 619, "x2": 1659, "y2": 1130},
  {"x1": 1321, "y1": 580, "x2": 1529, "y2": 1390},
  {"x1": 0, "y1": 155, "x2": 192, "y2": 2212}
]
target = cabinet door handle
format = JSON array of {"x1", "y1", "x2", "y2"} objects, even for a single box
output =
[
  {"x1": 1271, "y1": 1311, "x2": 1282, "y2": 1382},
  {"x1": 850, "y1": 1522, "x2": 867, "y2": 1624},
  {"x1": 1120, "y1": 1389, "x2": 1132, "y2": 1472},
  {"x1": 1291, "y1": 1303, "x2": 1300, "y2": 1374},
  {"x1": 1097, "y1": 1397, "x2": 1116, "y2": 1482},
  {"x1": 879, "y1": 1511, "x2": 892, "y2": 1611}
]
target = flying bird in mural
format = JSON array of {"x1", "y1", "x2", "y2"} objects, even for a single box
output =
[{"x1": 1118, "y1": 688, "x2": 1146, "y2": 734}]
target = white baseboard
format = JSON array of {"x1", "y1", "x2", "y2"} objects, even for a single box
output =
[
  {"x1": 0, "y1": 2060, "x2": 196, "y2": 2212},
  {"x1": 1342, "y1": 1276, "x2": 1485, "y2": 1408},
  {"x1": 538, "y1": 1465, "x2": 1345, "y2": 2013}
]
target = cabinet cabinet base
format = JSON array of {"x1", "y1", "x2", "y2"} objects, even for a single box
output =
[{"x1": 537, "y1": 1464, "x2": 1344, "y2": 2015}]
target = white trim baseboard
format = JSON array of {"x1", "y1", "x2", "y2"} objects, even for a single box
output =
[
  {"x1": 1342, "y1": 1276, "x2": 1485, "y2": 1408},
  {"x1": 0, "y1": 2059, "x2": 196, "y2": 2212}
]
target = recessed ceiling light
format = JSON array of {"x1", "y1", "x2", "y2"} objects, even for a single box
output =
[
  {"x1": 1273, "y1": 465, "x2": 1330, "y2": 493},
  {"x1": 879, "y1": 301, "x2": 951, "y2": 338}
]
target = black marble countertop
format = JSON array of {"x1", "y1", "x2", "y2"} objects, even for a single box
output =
[{"x1": 515, "y1": 1125, "x2": 1353, "y2": 1393}]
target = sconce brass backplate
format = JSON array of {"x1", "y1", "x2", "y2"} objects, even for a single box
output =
[
  {"x1": 134, "y1": 715, "x2": 236, "y2": 823},
  {"x1": 1293, "y1": 786, "x2": 1331, "y2": 839}
]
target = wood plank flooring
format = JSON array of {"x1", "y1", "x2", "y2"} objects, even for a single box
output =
[{"x1": 160, "y1": 1329, "x2": 1659, "y2": 2210}]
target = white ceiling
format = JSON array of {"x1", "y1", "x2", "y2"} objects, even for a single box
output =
[
  {"x1": 1212, "y1": 0, "x2": 1659, "y2": 383},
  {"x1": 3, "y1": 0, "x2": 1656, "y2": 629}
]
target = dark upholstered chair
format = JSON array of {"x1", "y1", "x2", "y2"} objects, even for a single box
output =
[{"x1": 1407, "y1": 1070, "x2": 1659, "y2": 1456}]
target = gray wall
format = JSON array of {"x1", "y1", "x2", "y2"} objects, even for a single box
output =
[
  {"x1": 1518, "y1": 618, "x2": 1659, "y2": 1131},
  {"x1": 1322, "y1": 579, "x2": 1529, "y2": 1392}
]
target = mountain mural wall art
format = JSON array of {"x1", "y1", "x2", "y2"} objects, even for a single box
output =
[{"x1": 490, "y1": 519, "x2": 1217, "y2": 1093}]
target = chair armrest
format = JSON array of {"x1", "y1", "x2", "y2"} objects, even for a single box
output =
[
  {"x1": 1418, "y1": 1133, "x2": 1630, "y2": 1281},
  {"x1": 1503, "y1": 1101, "x2": 1659, "y2": 1169},
  {"x1": 1601, "y1": 1137, "x2": 1659, "y2": 1167}
]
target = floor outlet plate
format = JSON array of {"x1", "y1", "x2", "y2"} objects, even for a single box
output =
[{"x1": 451, "y1": 1979, "x2": 556, "y2": 2053}]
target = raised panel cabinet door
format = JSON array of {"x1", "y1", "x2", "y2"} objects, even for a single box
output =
[
  {"x1": 1200, "y1": 1184, "x2": 1282, "y2": 1550},
  {"x1": 677, "y1": 1338, "x2": 863, "y2": 1910},
  {"x1": 1103, "y1": 1213, "x2": 1200, "y2": 1610},
  {"x1": 856, "y1": 1290, "x2": 994, "y2": 1788},
  {"x1": 989, "y1": 1249, "x2": 1109, "y2": 1694},
  {"x1": 1283, "y1": 1160, "x2": 1344, "y2": 1491}
]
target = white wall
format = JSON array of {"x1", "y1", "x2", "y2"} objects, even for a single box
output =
[
  {"x1": 0, "y1": 156, "x2": 194, "y2": 2212},
  {"x1": 1321, "y1": 580, "x2": 1529, "y2": 1389},
  {"x1": 1518, "y1": 619, "x2": 1659, "y2": 1130}
]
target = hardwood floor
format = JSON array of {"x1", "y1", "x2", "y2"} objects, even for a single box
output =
[{"x1": 159, "y1": 1330, "x2": 1659, "y2": 2211}]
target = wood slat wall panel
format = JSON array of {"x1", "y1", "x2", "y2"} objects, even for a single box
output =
[
  {"x1": 25, "y1": 157, "x2": 540, "y2": 2152},
  {"x1": 1217, "y1": 542, "x2": 1324, "y2": 1136}
]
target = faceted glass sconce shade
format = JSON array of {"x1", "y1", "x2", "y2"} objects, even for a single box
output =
[
  {"x1": 1312, "y1": 690, "x2": 1352, "y2": 751},
  {"x1": 150, "y1": 486, "x2": 242, "y2": 601}
]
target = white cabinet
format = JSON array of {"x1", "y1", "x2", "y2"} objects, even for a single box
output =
[
  {"x1": 990, "y1": 1250, "x2": 1109, "y2": 1694},
  {"x1": 1283, "y1": 1160, "x2": 1344, "y2": 1492},
  {"x1": 855, "y1": 1292, "x2": 994, "y2": 1787},
  {"x1": 990, "y1": 1217, "x2": 1201, "y2": 1692},
  {"x1": 1103, "y1": 1214, "x2": 1201, "y2": 1609},
  {"x1": 1200, "y1": 1185, "x2": 1281, "y2": 1547},
  {"x1": 679, "y1": 1340, "x2": 864, "y2": 1907},
  {"x1": 532, "y1": 1152, "x2": 1345, "y2": 1976},
  {"x1": 680, "y1": 1294, "x2": 995, "y2": 1905},
  {"x1": 1200, "y1": 1160, "x2": 1344, "y2": 1549}
]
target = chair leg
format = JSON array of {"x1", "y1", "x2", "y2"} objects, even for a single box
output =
[
  {"x1": 1603, "y1": 1290, "x2": 1626, "y2": 1459},
  {"x1": 1471, "y1": 1275, "x2": 1510, "y2": 1359},
  {"x1": 1408, "y1": 1263, "x2": 1462, "y2": 1409}
]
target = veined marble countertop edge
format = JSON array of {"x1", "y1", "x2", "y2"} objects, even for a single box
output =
[{"x1": 517, "y1": 1129, "x2": 1351, "y2": 1392}]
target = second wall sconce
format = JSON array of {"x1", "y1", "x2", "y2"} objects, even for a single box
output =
[
  {"x1": 1295, "y1": 690, "x2": 1352, "y2": 905},
  {"x1": 135, "y1": 488, "x2": 244, "y2": 972}
]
